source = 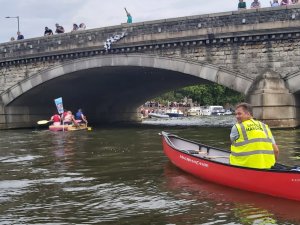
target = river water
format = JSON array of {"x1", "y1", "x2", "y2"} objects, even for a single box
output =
[{"x1": 1, "y1": 116, "x2": 300, "y2": 225}]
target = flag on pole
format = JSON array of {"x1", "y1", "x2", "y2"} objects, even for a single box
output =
[{"x1": 54, "y1": 97, "x2": 64, "y2": 114}]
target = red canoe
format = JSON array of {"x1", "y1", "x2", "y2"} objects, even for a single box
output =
[{"x1": 161, "y1": 131, "x2": 300, "y2": 201}]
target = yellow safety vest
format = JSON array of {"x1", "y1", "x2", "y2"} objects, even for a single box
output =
[{"x1": 230, "y1": 119, "x2": 275, "y2": 169}]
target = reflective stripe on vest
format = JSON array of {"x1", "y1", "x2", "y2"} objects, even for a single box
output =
[{"x1": 231, "y1": 150, "x2": 274, "y2": 157}]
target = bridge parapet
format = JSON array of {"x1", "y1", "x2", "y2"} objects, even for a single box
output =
[{"x1": 1, "y1": 5, "x2": 300, "y2": 62}]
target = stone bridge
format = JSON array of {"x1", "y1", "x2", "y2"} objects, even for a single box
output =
[{"x1": 1, "y1": 5, "x2": 300, "y2": 129}]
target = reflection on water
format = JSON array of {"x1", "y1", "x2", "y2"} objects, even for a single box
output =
[
  {"x1": 0, "y1": 118, "x2": 300, "y2": 224},
  {"x1": 163, "y1": 162, "x2": 300, "y2": 225}
]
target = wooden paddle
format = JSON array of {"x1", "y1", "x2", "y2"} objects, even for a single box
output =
[{"x1": 37, "y1": 120, "x2": 50, "y2": 125}]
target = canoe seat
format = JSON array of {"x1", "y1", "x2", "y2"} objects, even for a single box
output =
[
  {"x1": 186, "y1": 150, "x2": 201, "y2": 154},
  {"x1": 206, "y1": 156, "x2": 230, "y2": 164}
]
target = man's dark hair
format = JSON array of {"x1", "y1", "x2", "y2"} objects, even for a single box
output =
[{"x1": 236, "y1": 102, "x2": 253, "y2": 116}]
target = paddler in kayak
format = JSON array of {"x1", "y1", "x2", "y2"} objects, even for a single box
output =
[
  {"x1": 230, "y1": 103, "x2": 280, "y2": 169},
  {"x1": 75, "y1": 109, "x2": 88, "y2": 125},
  {"x1": 63, "y1": 111, "x2": 77, "y2": 125},
  {"x1": 50, "y1": 113, "x2": 61, "y2": 126}
]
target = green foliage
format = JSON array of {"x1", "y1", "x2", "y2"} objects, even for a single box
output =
[{"x1": 153, "y1": 84, "x2": 244, "y2": 106}]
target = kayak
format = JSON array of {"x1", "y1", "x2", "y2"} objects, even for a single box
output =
[
  {"x1": 49, "y1": 124, "x2": 88, "y2": 131},
  {"x1": 148, "y1": 112, "x2": 170, "y2": 118},
  {"x1": 161, "y1": 131, "x2": 300, "y2": 201}
]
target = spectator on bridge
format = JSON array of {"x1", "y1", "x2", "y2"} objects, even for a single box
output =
[
  {"x1": 238, "y1": 0, "x2": 247, "y2": 10},
  {"x1": 250, "y1": 0, "x2": 261, "y2": 8},
  {"x1": 55, "y1": 23, "x2": 65, "y2": 34},
  {"x1": 10, "y1": 37, "x2": 15, "y2": 41},
  {"x1": 17, "y1": 31, "x2": 24, "y2": 40},
  {"x1": 270, "y1": 0, "x2": 280, "y2": 6},
  {"x1": 72, "y1": 23, "x2": 78, "y2": 32},
  {"x1": 44, "y1": 27, "x2": 53, "y2": 36},
  {"x1": 124, "y1": 8, "x2": 132, "y2": 23},
  {"x1": 78, "y1": 23, "x2": 86, "y2": 31},
  {"x1": 280, "y1": 0, "x2": 290, "y2": 5}
]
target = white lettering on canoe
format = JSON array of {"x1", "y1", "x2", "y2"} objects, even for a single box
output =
[
  {"x1": 180, "y1": 155, "x2": 209, "y2": 168},
  {"x1": 291, "y1": 178, "x2": 300, "y2": 182}
]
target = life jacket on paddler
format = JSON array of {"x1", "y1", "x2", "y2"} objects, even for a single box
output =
[
  {"x1": 230, "y1": 119, "x2": 275, "y2": 169},
  {"x1": 52, "y1": 114, "x2": 61, "y2": 122}
]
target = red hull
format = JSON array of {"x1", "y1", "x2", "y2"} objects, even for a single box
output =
[{"x1": 162, "y1": 132, "x2": 300, "y2": 201}]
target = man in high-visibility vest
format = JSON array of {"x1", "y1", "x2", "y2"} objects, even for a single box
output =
[{"x1": 230, "y1": 103, "x2": 279, "y2": 169}]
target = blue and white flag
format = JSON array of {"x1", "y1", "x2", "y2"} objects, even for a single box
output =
[{"x1": 54, "y1": 97, "x2": 64, "y2": 114}]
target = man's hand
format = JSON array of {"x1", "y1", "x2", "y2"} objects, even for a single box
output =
[{"x1": 273, "y1": 144, "x2": 279, "y2": 161}]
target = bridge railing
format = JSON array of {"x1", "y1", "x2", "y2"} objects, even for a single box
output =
[{"x1": 1, "y1": 5, "x2": 300, "y2": 63}]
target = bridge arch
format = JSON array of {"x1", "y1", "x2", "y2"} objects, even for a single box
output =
[
  {"x1": 285, "y1": 71, "x2": 300, "y2": 94},
  {"x1": 0, "y1": 54, "x2": 255, "y2": 128},
  {"x1": 1, "y1": 54, "x2": 253, "y2": 106}
]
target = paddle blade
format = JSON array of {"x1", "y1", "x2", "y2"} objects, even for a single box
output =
[{"x1": 37, "y1": 120, "x2": 49, "y2": 125}]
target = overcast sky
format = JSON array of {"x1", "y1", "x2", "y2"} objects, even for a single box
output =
[{"x1": 0, "y1": 0, "x2": 271, "y2": 44}]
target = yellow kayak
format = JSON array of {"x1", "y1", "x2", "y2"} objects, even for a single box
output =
[{"x1": 49, "y1": 124, "x2": 89, "y2": 131}]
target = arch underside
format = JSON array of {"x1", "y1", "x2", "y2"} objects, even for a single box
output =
[
  {"x1": 8, "y1": 66, "x2": 208, "y2": 124},
  {"x1": 284, "y1": 73, "x2": 300, "y2": 121},
  {"x1": 0, "y1": 55, "x2": 252, "y2": 126},
  {"x1": 285, "y1": 72, "x2": 300, "y2": 94}
]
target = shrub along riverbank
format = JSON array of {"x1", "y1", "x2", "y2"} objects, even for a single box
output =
[{"x1": 153, "y1": 84, "x2": 245, "y2": 106}]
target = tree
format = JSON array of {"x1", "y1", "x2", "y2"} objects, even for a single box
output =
[{"x1": 153, "y1": 84, "x2": 244, "y2": 106}]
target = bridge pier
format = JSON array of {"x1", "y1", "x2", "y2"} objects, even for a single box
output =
[
  {"x1": 247, "y1": 70, "x2": 299, "y2": 128},
  {"x1": 0, "y1": 103, "x2": 5, "y2": 129},
  {"x1": 0, "y1": 105, "x2": 46, "y2": 129}
]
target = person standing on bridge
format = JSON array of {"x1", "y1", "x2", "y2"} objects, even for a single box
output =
[
  {"x1": 44, "y1": 27, "x2": 53, "y2": 36},
  {"x1": 280, "y1": 0, "x2": 290, "y2": 5},
  {"x1": 270, "y1": 0, "x2": 280, "y2": 6},
  {"x1": 78, "y1": 23, "x2": 86, "y2": 31},
  {"x1": 72, "y1": 23, "x2": 79, "y2": 32},
  {"x1": 238, "y1": 0, "x2": 247, "y2": 10},
  {"x1": 55, "y1": 23, "x2": 65, "y2": 34},
  {"x1": 250, "y1": 0, "x2": 261, "y2": 8},
  {"x1": 17, "y1": 32, "x2": 24, "y2": 40},
  {"x1": 124, "y1": 8, "x2": 132, "y2": 23},
  {"x1": 230, "y1": 103, "x2": 279, "y2": 169}
]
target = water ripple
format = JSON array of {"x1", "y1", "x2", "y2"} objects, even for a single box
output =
[
  {"x1": 0, "y1": 126, "x2": 300, "y2": 224},
  {"x1": 1, "y1": 155, "x2": 41, "y2": 163}
]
